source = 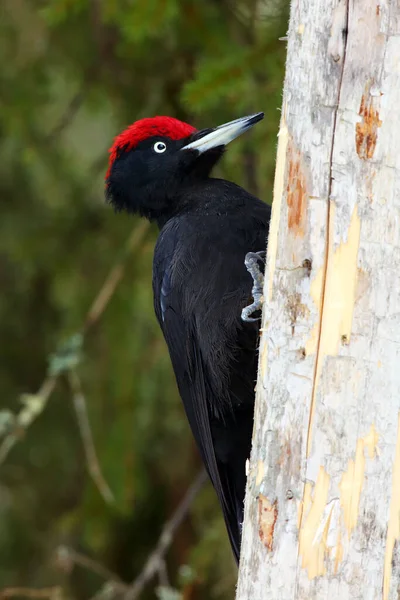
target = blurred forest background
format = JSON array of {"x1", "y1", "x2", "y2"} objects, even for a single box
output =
[{"x1": 0, "y1": 1, "x2": 288, "y2": 598}]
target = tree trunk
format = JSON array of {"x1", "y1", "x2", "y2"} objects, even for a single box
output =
[{"x1": 237, "y1": 1, "x2": 400, "y2": 598}]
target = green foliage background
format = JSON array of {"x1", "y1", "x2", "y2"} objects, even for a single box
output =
[{"x1": 0, "y1": 1, "x2": 288, "y2": 598}]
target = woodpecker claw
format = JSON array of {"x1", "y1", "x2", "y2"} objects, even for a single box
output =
[{"x1": 241, "y1": 251, "x2": 266, "y2": 323}]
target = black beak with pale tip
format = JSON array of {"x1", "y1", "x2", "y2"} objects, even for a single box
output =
[
  {"x1": 181, "y1": 112, "x2": 264, "y2": 154},
  {"x1": 176, "y1": 112, "x2": 265, "y2": 185}
]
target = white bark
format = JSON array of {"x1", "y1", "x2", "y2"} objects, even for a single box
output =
[{"x1": 237, "y1": 1, "x2": 400, "y2": 598}]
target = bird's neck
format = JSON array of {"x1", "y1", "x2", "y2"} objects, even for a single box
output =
[
  {"x1": 155, "y1": 177, "x2": 248, "y2": 230},
  {"x1": 153, "y1": 178, "x2": 212, "y2": 229}
]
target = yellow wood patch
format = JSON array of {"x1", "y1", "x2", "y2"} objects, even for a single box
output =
[
  {"x1": 298, "y1": 467, "x2": 330, "y2": 578},
  {"x1": 383, "y1": 413, "x2": 400, "y2": 600},
  {"x1": 267, "y1": 114, "x2": 289, "y2": 303}
]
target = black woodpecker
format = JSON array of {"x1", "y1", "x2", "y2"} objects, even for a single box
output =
[{"x1": 106, "y1": 113, "x2": 270, "y2": 562}]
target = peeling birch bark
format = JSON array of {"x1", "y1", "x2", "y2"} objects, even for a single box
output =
[{"x1": 237, "y1": 1, "x2": 400, "y2": 598}]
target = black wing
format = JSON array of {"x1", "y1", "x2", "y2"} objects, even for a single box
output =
[{"x1": 152, "y1": 207, "x2": 268, "y2": 560}]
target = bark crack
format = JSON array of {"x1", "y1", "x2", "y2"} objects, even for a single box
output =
[
  {"x1": 296, "y1": 0, "x2": 350, "y2": 589},
  {"x1": 306, "y1": 0, "x2": 350, "y2": 459}
]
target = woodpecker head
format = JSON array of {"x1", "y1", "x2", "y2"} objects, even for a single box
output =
[{"x1": 105, "y1": 112, "x2": 264, "y2": 222}]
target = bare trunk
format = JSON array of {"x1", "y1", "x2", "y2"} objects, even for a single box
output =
[{"x1": 237, "y1": 1, "x2": 400, "y2": 598}]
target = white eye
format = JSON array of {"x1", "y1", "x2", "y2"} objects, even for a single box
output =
[{"x1": 154, "y1": 141, "x2": 167, "y2": 153}]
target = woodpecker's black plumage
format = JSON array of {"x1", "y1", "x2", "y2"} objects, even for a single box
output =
[{"x1": 106, "y1": 114, "x2": 270, "y2": 562}]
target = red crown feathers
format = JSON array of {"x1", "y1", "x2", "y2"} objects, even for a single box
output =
[{"x1": 106, "y1": 116, "x2": 196, "y2": 179}]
